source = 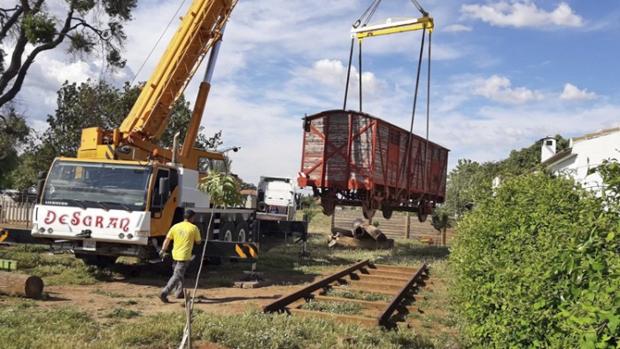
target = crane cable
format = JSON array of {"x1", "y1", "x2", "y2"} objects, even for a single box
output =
[
  {"x1": 130, "y1": 0, "x2": 188, "y2": 85},
  {"x1": 343, "y1": 0, "x2": 382, "y2": 110},
  {"x1": 399, "y1": 28, "x2": 428, "y2": 199},
  {"x1": 178, "y1": 208, "x2": 215, "y2": 349},
  {"x1": 342, "y1": 0, "x2": 430, "y2": 110}
]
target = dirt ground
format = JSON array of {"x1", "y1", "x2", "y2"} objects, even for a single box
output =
[{"x1": 39, "y1": 274, "x2": 304, "y2": 318}]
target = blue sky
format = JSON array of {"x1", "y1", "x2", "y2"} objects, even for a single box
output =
[{"x1": 6, "y1": 0, "x2": 620, "y2": 183}]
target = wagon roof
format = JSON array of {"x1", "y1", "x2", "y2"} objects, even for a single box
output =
[{"x1": 304, "y1": 109, "x2": 450, "y2": 151}]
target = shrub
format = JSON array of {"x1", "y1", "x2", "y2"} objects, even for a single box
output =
[{"x1": 450, "y1": 172, "x2": 619, "y2": 348}]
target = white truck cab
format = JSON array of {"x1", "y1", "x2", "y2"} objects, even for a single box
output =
[{"x1": 256, "y1": 176, "x2": 297, "y2": 221}]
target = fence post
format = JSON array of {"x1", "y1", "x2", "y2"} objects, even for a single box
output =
[{"x1": 405, "y1": 212, "x2": 411, "y2": 239}]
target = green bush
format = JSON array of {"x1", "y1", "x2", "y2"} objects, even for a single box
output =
[{"x1": 450, "y1": 172, "x2": 619, "y2": 348}]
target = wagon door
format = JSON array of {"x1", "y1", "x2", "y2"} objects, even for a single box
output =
[{"x1": 323, "y1": 113, "x2": 349, "y2": 189}]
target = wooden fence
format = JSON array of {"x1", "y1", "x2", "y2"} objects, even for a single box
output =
[
  {"x1": 0, "y1": 200, "x2": 34, "y2": 229},
  {"x1": 332, "y1": 207, "x2": 453, "y2": 245}
]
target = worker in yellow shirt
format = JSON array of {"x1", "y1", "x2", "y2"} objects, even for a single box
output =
[{"x1": 158, "y1": 209, "x2": 202, "y2": 303}]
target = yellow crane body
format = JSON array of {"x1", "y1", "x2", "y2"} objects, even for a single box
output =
[{"x1": 77, "y1": 0, "x2": 236, "y2": 170}]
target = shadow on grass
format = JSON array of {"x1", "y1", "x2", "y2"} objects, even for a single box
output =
[{"x1": 0, "y1": 235, "x2": 449, "y2": 290}]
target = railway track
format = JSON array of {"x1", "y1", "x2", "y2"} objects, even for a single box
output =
[{"x1": 263, "y1": 260, "x2": 428, "y2": 328}]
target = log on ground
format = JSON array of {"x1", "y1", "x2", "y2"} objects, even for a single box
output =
[
  {"x1": 329, "y1": 235, "x2": 394, "y2": 250},
  {"x1": 331, "y1": 227, "x2": 354, "y2": 237},
  {"x1": 353, "y1": 224, "x2": 387, "y2": 241},
  {"x1": 0, "y1": 271, "x2": 44, "y2": 298}
]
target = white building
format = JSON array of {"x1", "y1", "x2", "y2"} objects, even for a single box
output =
[{"x1": 541, "y1": 127, "x2": 620, "y2": 192}]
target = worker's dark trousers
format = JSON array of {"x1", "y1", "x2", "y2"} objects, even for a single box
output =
[{"x1": 162, "y1": 260, "x2": 190, "y2": 297}]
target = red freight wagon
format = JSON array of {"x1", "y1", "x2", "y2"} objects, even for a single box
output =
[{"x1": 298, "y1": 110, "x2": 449, "y2": 221}]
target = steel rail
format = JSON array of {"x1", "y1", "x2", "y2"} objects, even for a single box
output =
[
  {"x1": 377, "y1": 263, "x2": 428, "y2": 328},
  {"x1": 263, "y1": 260, "x2": 371, "y2": 313}
]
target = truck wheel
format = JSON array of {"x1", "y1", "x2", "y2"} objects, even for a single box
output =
[
  {"x1": 75, "y1": 253, "x2": 117, "y2": 268},
  {"x1": 235, "y1": 222, "x2": 250, "y2": 242},
  {"x1": 220, "y1": 222, "x2": 235, "y2": 241}
]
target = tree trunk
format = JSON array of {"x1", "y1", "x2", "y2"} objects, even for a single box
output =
[{"x1": 0, "y1": 271, "x2": 44, "y2": 298}]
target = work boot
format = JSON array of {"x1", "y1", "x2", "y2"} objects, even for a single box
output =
[
  {"x1": 159, "y1": 292, "x2": 169, "y2": 303},
  {"x1": 175, "y1": 289, "x2": 185, "y2": 299}
]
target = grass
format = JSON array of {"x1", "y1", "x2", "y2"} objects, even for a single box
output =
[
  {"x1": 105, "y1": 308, "x2": 141, "y2": 319},
  {"x1": 118, "y1": 299, "x2": 138, "y2": 306},
  {"x1": 0, "y1": 245, "x2": 118, "y2": 285},
  {"x1": 0, "y1": 304, "x2": 433, "y2": 349},
  {"x1": 324, "y1": 288, "x2": 391, "y2": 302},
  {"x1": 93, "y1": 289, "x2": 125, "y2": 298},
  {"x1": 300, "y1": 300, "x2": 363, "y2": 315}
]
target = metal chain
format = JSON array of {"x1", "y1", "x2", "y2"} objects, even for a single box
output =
[
  {"x1": 399, "y1": 28, "x2": 427, "y2": 197},
  {"x1": 353, "y1": 0, "x2": 382, "y2": 28},
  {"x1": 410, "y1": 0, "x2": 428, "y2": 16},
  {"x1": 423, "y1": 32, "x2": 432, "y2": 192}
]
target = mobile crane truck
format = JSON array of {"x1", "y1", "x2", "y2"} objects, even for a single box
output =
[{"x1": 29, "y1": 0, "x2": 267, "y2": 266}]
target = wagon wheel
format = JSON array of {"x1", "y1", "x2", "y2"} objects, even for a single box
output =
[
  {"x1": 321, "y1": 195, "x2": 336, "y2": 216},
  {"x1": 417, "y1": 210, "x2": 428, "y2": 223},
  {"x1": 417, "y1": 200, "x2": 429, "y2": 223},
  {"x1": 362, "y1": 199, "x2": 376, "y2": 220},
  {"x1": 382, "y1": 205, "x2": 393, "y2": 220}
]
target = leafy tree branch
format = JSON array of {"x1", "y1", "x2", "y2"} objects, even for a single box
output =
[{"x1": 0, "y1": 0, "x2": 136, "y2": 109}]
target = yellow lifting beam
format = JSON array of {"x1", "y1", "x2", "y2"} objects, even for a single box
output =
[{"x1": 352, "y1": 16, "x2": 434, "y2": 41}]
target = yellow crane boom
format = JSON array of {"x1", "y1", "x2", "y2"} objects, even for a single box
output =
[{"x1": 78, "y1": 0, "x2": 236, "y2": 168}]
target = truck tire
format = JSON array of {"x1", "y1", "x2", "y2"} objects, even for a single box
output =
[
  {"x1": 220, "y1": 222, "x2": 235, "y2": 241},
  {"x1": 235, "y1": 221, "x2": 250, "y2": 242},
  {"x1": 75, "y1": 253, "x2": 117, "y2": 268}
]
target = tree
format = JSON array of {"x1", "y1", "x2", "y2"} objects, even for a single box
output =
[
  {"x1": 0, "y1": 0, "x2": 136, "y2": 108},
  {"x1": 497, "y1": 134, "x2": 569, "y2": 176},
  {"x1": 451, "y1": 172, "x2": 619, "y2": 348},
  {"x1": 199, "y1": 170, "x2": 243, "y2": 208},
  {"x1": 0, "y1": 106, "x2": 29, "y2": 188},
  {"x1": 441, "y1": 159, "x2": 495, "y2": 219},
  {"x1": 44, "y1": 79, "x2": 196, "y2": 156},
  {"x1": 431, "y1": 209, "x2": 452, "y2": 246},
  {"x1": 440, "y1": 136, "x2": 571, "y2": 220},
  {"x1": 9, "y1": 131, "x2": 56, "y2": 190},
  {"x1": 10, "y1": 79, "x2": 204, "y2": 189}
]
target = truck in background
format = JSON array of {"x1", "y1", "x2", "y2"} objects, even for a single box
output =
[{"x1": 256, "y1": 176, "x2": 297, "y2": 222}]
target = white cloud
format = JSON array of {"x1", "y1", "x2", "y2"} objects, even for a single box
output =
[
  {"x1": 462, "y1": 1, "x2": 584, "y2": 28},
  {"x1": 473, "y1": 75, "x2": 543, "y2": 104},
  {"x1": 444, "y1": 24, "x2": 473, "y2": 32},
  {"x1": 560, "y1": 83, "x2": 597, "y2": 101},
  {"x1": 432, "y1": 103, "x2": 620, "y2": 170}
]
